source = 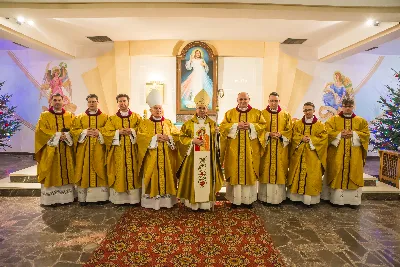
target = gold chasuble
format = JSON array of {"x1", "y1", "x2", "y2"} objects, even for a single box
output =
[
  {"x1": 219, "y1": 106, "x2": 266, "y2": 205},
  {"x1": 260, "y1": 106, "x2": 292, "y2": 185},
  {"x1": 103, "y1": 110, "x2": 142, "y2": 204},
  {"x1": 176, "y1": 116, "x2": 223, "y2": 210},
  {"x1": 259, "y1": 106, "x2": 292, "y2": 204},
  {"x1": 71, "y1": 109, "x2": 109, "y2": 203},
  {"x1": 287, "y1": 116, "x2": 328, "y2": 205},
  {"x1": 35, "y1": 107, "x2": 75, "y2": 205},
  {"x1": 137, "y1": 116, "x2": 179, "y2": 210},
  {"x1": 323, "y1": 112, "x2": 370, "y2": 206}
]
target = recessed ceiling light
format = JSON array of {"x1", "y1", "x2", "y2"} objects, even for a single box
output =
[
  {"x1": 17, "y1": 16, "x2": 25, "y2": 23},
  {"x1": 27, "y1": 20, "x2": 34, "y2": 26},
  {"x1": 366, "y1": 19, "x2": 380, "y2": 26}
]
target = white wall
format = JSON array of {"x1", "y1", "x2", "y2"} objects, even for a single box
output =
[
  {"x1": 218, "y1": 57, "x2": 264, "y2": 123},
  {"x1": 130, "y1": 56, "x2": 177, "y2": 120}
]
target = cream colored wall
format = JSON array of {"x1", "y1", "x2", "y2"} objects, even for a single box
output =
[{"x1": 83, "y1": 40, "x2": 313, "y2": 116}]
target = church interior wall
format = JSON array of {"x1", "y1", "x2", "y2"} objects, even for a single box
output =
[{"x1": 0, "y1": 40, "x2": 398, "y2": 155}]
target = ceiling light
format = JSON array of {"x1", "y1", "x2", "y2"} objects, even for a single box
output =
[
  {"x1": 366, "y1": 19, "x2": 380, "y2": 26},
  {"x1": 16, "y1": 16, "x2": 25, "y2": 23},
  {"x1": 27, "y1": 20, "x2": 34, "y2": 26}
]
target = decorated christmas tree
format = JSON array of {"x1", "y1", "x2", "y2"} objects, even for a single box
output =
[
  {"x1": 0, "y1": 81, "x2": 22, "y2": 149},
  {"x1": 370, "y1": 69, "x2": 400, "y2": 151}
]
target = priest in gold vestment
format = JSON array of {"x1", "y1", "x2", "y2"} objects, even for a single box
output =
[
  {"x1": 287, "y1": 102, "x2": 328, "y2": 206},
  {"x1": 220, "y1": 92, "x2": 266, "y2": 208},
  {"x1": 177, "y1": 90, "x2": 223, "y2": 210},
  {"x1": 35, "y1": 93, "x2": 75, "y2": 206},
  {"x1": 259, "y1": 92, "x2": 292, "y2": 205},
  {"x1": 322, "y1": 98, "x2": 370, "y2": 206},
  {"x1": 71, "y1": 94, "x2": 108, "y2": 205},
  {"x1": 138, "y1": 90, "x2": 179, "y2": 210},
  {"x1": 103, "y1": 94, "x2": 142, "y2": 204}
]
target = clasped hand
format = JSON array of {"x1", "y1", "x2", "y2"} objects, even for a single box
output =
[
  {"x1": 269, "y1": 132, "x2": 282, "y2": 139},
  {"x1": 302, "y1": 135, "x2": 310, "y2": 143},
  {"x1": 87, "y1": 128, "x2": 100, "y2": 137},
  {"x1": 119, "y1": 128, "x2": 132, "y2": 136},
  {"x1": 59, "y1": 132, "x2": 67, "y2": 141},
  {"x1": 157, "y1": 134, "x2": 169, "y2": 142},
  {"x1": 238, "y1": 121, "x2": 250, "y2": 130},
  {"x1": 341, "y1": 130, "x2": 353, "y2": 139}
]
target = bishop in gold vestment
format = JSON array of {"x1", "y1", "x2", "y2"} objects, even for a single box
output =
[
  {"x1": 103, "y1": 94, "x2": 142, "y2": 204},
  {"x1": 287, "y1": 102, "x2": 328, "y2": 206},
  {"x1": 35, "y1": 94, "x2": 75, "y2": 206},
  {"x1": 220, "y1": 92, "x2": 266, "y2": 208},
  {"x1": 259, "y1": 92, "x2": 292, "y2": 204},
  {"x1": 138, "y1": 90, "x2": 179, "y2": 210},
  {"x1": 322, "y1": 98, "x2": 370, "y2": 206},
  {"x1": 71, "y1": 94, "x2": 109, "y2": 204},
  {"x1": 177, "y1": 90, "x2": 223, "y2": 210}
]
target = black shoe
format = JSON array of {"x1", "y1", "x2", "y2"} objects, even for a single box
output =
[
  {"x1": 244, "y1": 204, "x2": 253, "y2": 209},
  {"x1": 79, "y1": 202, "x2": 88, "y2": 206},
  {"x1": 231, "y1": 204, "x2": 240, "y2": 209}
]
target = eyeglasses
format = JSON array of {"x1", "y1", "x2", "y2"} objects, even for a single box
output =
[
  {"x1": 342, "y1": 105, "x2": 353, "y2": 108},
  {"x1": 303, "y1": 109, "x2": 313, "y2": 112},
  {"x1": 238, "y1": 98, "x2": 249, "y2": 101},
  {"x1": 269, "y1": 100, "x2": 279, "y2": 103}
]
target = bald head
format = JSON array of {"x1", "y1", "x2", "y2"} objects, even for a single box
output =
[
  {"x1": 237, "y1": 92, "x2": 250, "y2": 109},
  {"x1": 238, "y1": 92, "x2": 249, "y2": 98}
]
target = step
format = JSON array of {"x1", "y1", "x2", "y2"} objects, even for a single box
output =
[
  {"x1": 363, "y1": 173, "x2": 378, "y2": 187},
  {"x1": 9, "y1": 165, "x2": 37, "y2": 183},
  {"x1": 0, "y1": 177, "x2": 40, "y2": 197},
  {"x1": 2, "y1": 165, "x2": 395, "y2": 200},
  {"x1": 8, "y1": 166, "x2": 379, "y2": 186},
  {"x1": 361, "y1": 181, "x2": 400, "y2": 200}
]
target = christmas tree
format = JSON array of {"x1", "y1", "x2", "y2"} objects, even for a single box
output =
[
  {"x1": 370, "y1": 69, "x2": 400, "y2": 151},
  {"x1": 0, "y1": 81, "x2": 22, "y2": 149}
]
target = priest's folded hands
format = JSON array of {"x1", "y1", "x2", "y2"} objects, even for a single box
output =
[
  {"x1": 118, "y1": 128, "x2": 132, "y2": 136},
  {"x1": 156, "y1": 134, "x2": 169, "y2": 142},
  {"x1": 341, "y1": 129, "x2": 353, "y2": 139},
  {"x1": 237, "y1": 121, "x2": 250, "y2": 130}
]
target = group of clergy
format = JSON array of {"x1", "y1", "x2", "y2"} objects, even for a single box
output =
[{"x1": 35, "y1": 89, "x2": 370, "y2": 210}]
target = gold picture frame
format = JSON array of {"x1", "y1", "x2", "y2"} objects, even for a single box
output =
[{"x1": 176, "y1": 41, "x2": 218, "y2": 115}]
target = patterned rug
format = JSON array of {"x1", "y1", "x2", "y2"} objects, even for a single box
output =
[{"x1": 84, "y1": 203, "x2": 285, "y2": 267}]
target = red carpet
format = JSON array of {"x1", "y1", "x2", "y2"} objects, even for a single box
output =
[{"x1": 84, "y1": 203, "x2": 285, "y2": 267}]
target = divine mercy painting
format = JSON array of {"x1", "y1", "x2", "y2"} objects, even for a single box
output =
[{"x1": 177, "y1": 41, "x2": 217, "y2": 115}]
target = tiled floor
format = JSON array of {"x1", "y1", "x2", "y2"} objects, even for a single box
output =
[
  {"x1": 255, "y1": 200, "x2": 400, "y2": 267},
  {"x1": 0, "y1": 198, "x2": 128, "y2": 267},
  {"x1": 0, "y1": 199, "x2": 399, "y2": 267},
  {"x1": 0, "y1": 156, "x2": 399, "y2": 267}
]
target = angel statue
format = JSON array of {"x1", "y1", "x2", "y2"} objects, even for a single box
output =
[
  {"x1": 319, "y1": 71, "x2": 354, "y2": 121},
  {"x1": 40, "y1": 62, "x2": 77, "y2": 113}
]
